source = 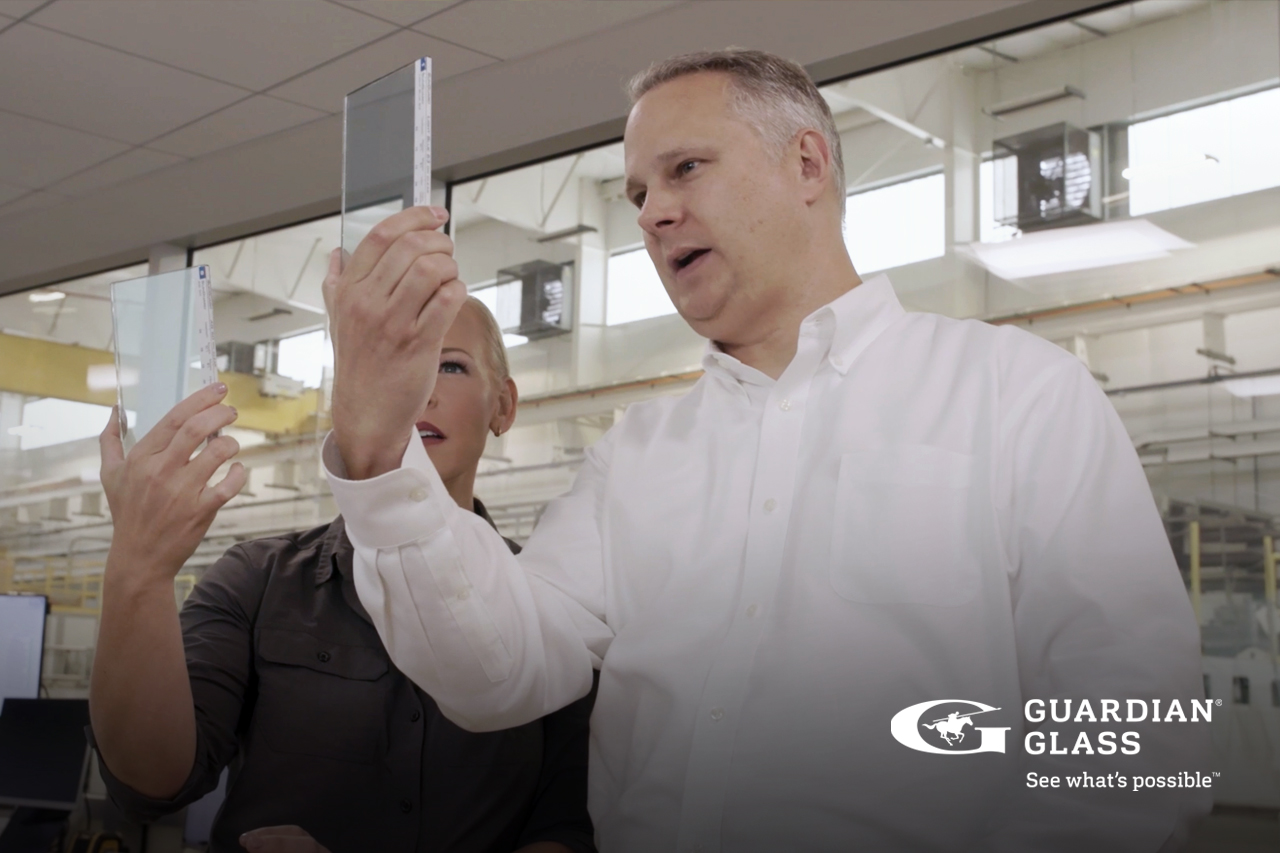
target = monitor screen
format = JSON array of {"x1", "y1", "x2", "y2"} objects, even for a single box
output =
[
  {"x1": 0, "y1": 594, "x2": 47, "y2": 708},
  {"x1": 0, "y1": 698, "x2": 90, "y2": 810}
]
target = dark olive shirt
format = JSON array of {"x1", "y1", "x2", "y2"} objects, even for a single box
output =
[{"x1": 94, "y1": 502, "x2": 596, "y2": 853}]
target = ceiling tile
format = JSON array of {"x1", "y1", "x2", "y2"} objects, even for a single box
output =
[
  {"x1": 415, "y1": 0, "x2": 678, "y2": 61},
  {"x1": 0, "y1": 110, "x2": 130, "y2": 189},
  {"x1": 29, "y1": 1, "x2": 398, "y2": 91},
  {"x1": 148, "y1": 96, "x2": 328, "y2": 158},
  {"x1": 0, "y1": 181, "x2": 29, "y2": 206},
  {"x1": 0, "y1": 1, "x2": 42, "y2": 18},
  {"x1": 270, "y1": 28, "x2": 494, "y2": 113},
  {"x1": 0, "y1": 188, "x2": 69, "y2": 221},
  {"x1": 331, "y1": 0, "x2": 462, "y2": 27},
  {"x1": 0, "y1": 24, "x2": 248, "y2": 144},
  {"x1": 49, "y1": 147, "x2": 187, "y2": 197}
]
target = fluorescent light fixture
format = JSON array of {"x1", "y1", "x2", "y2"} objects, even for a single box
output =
[
  {"x1": 536, "y1": 225, "x2": 598, "y2": 243},
  {"x1": 962, "y1": 218, "x2": 1192, "y2": 280},
  {"x1": 1223, "y1": 375, "x2": 1280, "y2": 398},
  {"x1": 984, "y1": 86, "x2": 1085, "y2": 118},
  {"x1": 502, "y1": 333, "x2": 529, "y2": 348},
  {"x1": 28, "y1": 291, "x2": 66, "y2": 303}
]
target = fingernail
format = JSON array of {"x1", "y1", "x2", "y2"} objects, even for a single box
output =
[
  {"x1": 429, "y1": 206, "x2": 449, "y2": 219},
  {"x1": 214, "y1": 382, "x2": 227, "y2": 394},
  {"x1": 229, "y1": 406, "x2": 238, "y2": 418}
]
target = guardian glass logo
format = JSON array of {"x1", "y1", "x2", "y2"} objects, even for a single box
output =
[{"x1": 890, "y1": 700, "x2": 1011, "y2": 755}]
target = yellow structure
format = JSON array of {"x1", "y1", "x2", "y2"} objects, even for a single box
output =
[{"x1": 0, "y1": 332, "x2": 328, "y2": 436}]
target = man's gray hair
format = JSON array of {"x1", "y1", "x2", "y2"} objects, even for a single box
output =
[{"x1": 627, "y1": 48, "x2": 846, "y2": 202}]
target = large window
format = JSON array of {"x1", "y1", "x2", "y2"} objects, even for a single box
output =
[
  {"x1": 1127, "y1": 85, "x2": 1280, "y2": 216},
  {"x1": 843, "y1": 172, "x2": 946, "y2": 274},
  {"x1": 606, "y1": 247, "x2": 674, "y2": 326}
]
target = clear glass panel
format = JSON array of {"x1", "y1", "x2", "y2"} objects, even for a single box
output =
[
  {"x1": 341, "y1": 58, "x2": 430, "y2": 257},
  {"x1": 110, "y1": 265, "x2": 217, "y2": 453}
]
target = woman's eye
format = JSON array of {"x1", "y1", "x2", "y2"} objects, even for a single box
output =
[
  {"x1": 440, "y1": 360, "x2": 467, "y2": 375},
  {"x1": 631, "y1": 191, "x2": 646, "y2": 209},
  {"x1": 677, "y1": 160, "x2": 698, "y2": 176}
]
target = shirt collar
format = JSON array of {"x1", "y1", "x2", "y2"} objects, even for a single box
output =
[
  {"x1": 809, "y1": 273, "x2": 904, "y2": 376},
  {"x1": 699, "y1": 273, "x2": 905, "y2": 384}
]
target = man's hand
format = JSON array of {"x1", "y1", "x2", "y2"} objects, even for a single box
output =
[
  {"x1": 240, "y1": 826, "x2": 330, "y2": 853},
  {"x1": 100, "y1": 383, "x2": 246, "y2": 587},
  {"x1": 324, "y1": 206, "x2": 467, "y2": 480}
]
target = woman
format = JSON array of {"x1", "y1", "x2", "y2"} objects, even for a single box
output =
[{"x1": 90, "y1": 293, "x2": 596, "y2": 853}]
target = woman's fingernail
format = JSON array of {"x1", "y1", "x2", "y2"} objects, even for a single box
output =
[
  {"x1": 214, "y1": 382, "x2": 228, "y2": 394},
  {"x1": 429, "y1": 205, "x2": 449, "y2": 219},
  {"x1": 229, "y1": 406, "x2": 238, "y2": 418}
]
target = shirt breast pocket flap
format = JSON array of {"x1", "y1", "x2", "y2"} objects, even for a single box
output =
[
  {"x1": 257, "y1": 628, "x2": 389, "y2": 681},
  {"x1": 830, "y1": 446, "x2": 980, "y2": 607},
  {"x1": 255, "y1": 629, "x2": 389, "y2": 763}
]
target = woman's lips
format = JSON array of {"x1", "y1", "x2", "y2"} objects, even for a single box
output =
[{"x1": 416, "y1": 421, "x2": 446, "y2": 446}]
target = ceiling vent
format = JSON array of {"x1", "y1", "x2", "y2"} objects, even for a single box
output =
[
  {"x1": 993, "y1": 122, "x2": 1101, "y2": 232},
  {"x1": 494, "y1": 260, "x2": 574, "y2": 340}
]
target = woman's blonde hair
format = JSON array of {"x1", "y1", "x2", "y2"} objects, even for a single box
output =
[{"x1": 463, "y1": 296, "x2": 510, "y2": 386}]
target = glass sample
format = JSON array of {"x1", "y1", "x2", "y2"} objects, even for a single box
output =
[
  {"x1": 342, "y1": 57, "x2": 432, "y2": 258},
  {"x1": 110, "y1": 265, "x2": 218, "y2": 453}
]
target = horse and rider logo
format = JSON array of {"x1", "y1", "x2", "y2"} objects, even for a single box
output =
[{"x1": 890, "y1": 700, "x2": 1011, "y2": 755}]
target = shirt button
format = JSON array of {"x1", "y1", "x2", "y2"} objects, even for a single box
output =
[
  {"x1": 831, "y1": 356, "x2": 843, "y2": 369},
  {"x1": 411, "y1": 710, "x2": 422, "y2": 722},
  {"x1": 408, "y1": 487, "x2": 427, "y2": 502},
  {"x1": 778, "y1": 399, "x2": 791, "y2": 411},
  {"x1": 746, "y1": 604, "x2": 759, "y2": 618},
  {"x1": 316, "y1": 651, "x2": 331, "y2": 663},
  {"x1": 400, "y1": 799, "x2": 413, "y2": 814},
  {"x1": 710, "y1": 707, "x2": 724, "y2": 723},
  {"x1": 763, "y1": 498, "x2": 777, "y2": 513}
]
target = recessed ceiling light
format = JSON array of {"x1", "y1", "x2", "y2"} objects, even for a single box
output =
[
  {"x1": 962, "y1": 218, "x2": 1193, "y2": 281},
  {"x1": 28, "y1": 291, "x2": 66, "y2": 303}
]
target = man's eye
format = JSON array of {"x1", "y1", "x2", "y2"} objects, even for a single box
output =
[
  {"x1": 631, "y1": 191, "x2": 646, "y2": 209},
  {"x1": 440, "y1": 360, "x2": 467, "y2": 374}
]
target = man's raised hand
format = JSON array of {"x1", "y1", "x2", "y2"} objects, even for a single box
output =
[{"x1": 324, "y1": 206, "x2": 467, "y2": 479}]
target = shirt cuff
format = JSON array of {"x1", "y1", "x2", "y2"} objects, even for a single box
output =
[{"x1": 322, "y1": 429, "x2": 453, "y2": 549}]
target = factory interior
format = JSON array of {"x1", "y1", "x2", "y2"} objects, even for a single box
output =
[{"x1": 1, "y1": 0, "x2": 1279, "y2": 849}]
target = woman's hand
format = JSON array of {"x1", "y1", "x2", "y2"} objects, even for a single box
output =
[
  {"x1": 240, "y1": 826, "x2": 331, "y2": 853},
  {"x1": 100, "y1": 382, "x2": 247, "y2": 586}
]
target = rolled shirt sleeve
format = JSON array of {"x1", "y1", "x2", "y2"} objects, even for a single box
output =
[{"x1": 324, "y1": 430, "x2": 607, "y2": 732}]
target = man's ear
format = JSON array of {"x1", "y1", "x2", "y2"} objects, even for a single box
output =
[
  {"x1": 795, "y1": 129, "x2": 832, "y2": 205},
  {"x1": 490, "y1": 376, "x2": 518, "y2": 437}
]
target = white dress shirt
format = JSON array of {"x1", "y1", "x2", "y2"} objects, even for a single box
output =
[{"x1": 326, "y1": 274, "x2": 1211, "y2": 852}]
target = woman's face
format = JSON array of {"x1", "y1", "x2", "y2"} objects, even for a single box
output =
[{"x1": 414, "y1": 303, "x2": 515, "y2": 498}]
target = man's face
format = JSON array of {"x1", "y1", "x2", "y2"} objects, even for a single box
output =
[{"x1": 624, "y1": 72, "x2": 804, "y2": 346}]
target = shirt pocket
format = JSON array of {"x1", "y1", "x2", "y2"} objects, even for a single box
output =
[
  {"x1": 829, "y1": 446, "x2": 980, "y2": 606},
  {"x1": 255, "y1": 628, "x2": 390, "y2": 764}
]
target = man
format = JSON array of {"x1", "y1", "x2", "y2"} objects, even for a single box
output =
[{"x1": 324, "y1": 50, "x2": 1210, "y2": 851}]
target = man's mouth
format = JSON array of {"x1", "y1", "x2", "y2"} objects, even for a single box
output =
[
  {"x1": 417, "y1": 421, "x2": 446, "y2": 443},
  {"x1": 672, "y1": 248, "x2": 710, "y2": 272}
]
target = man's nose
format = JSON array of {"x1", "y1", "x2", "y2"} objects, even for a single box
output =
[{"x1": 637, "y1": 188, "x2": 679, "y2": 236}]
